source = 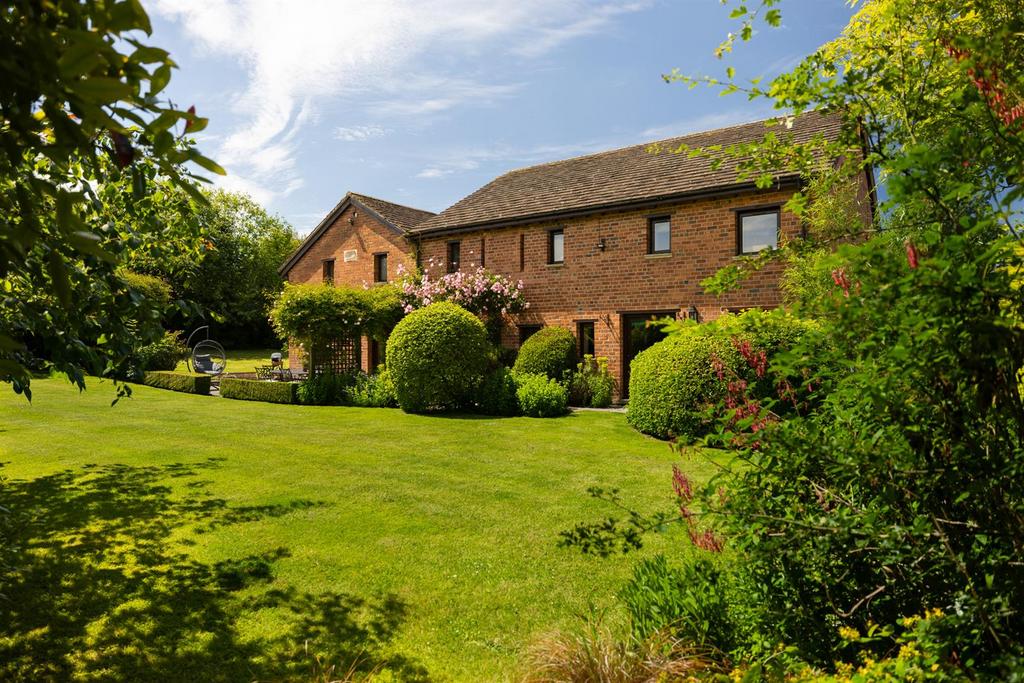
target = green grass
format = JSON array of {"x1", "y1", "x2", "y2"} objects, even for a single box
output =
[
  {"x1": 0, "y1": 379, "x2": 715, "y2": 681},
  {"x1": 174, "y1": 347, "x2": 287, "y2": 374}
]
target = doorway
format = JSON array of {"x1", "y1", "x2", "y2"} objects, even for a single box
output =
[{"x1": 621, "y1": 312, "x2": 674, "y2": 398}]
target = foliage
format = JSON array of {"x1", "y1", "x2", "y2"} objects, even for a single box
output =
[
  {"x1": 619, "y1": 555, "x2": 736, "y2": 653},
  {"x1": 134, "y1": 330, "x2": 188, "y2": 374},
  {"x1": 220, "y1": 378, "x2": 298, "y2": 404},
  {"x1": 626, "y1": 330, "x2": 740, "y2": 440},
  {"x1": 269, "y1": 283, "x2": 402, "y2": 347},
  {"x1": 475, "y1": 365, "x2": 519, "y2": 416},
  {"x1": 515, "y1": 373, "x2": 569, "y2": 418},
  {"x1": 513, "y1": 327, "x2": 577, "y2": 381},
  {"x1": 119, "y1": 270, "x2": 173, "y2": 310},
  {"x1": 297, "y1": 371, "x2": 356, "y2": 406},
  {"x1": 565, "y1": 0, "x2": 1024, "y2": 676},
  {"x1": 129, "y1": 189, "x2": 299, "y2": 347},
  {"x1": 344, "y1": 367, "x2": 398, "y2": 408},
  {"x1": 396, "y1": 264, "x2": 528, "y2": 319},
  {"x1": 141, "y1": 371, "x2": 211, "y2": 395},
  {"x1": 0, "y1": 0, "x2": 222, "y2": 399},
  {"x1": 567, "y1": 356, "x2": 616, "y2": 408},
  {"x1": 386, "y1": 302, "x2": 492, "y2": 413}
]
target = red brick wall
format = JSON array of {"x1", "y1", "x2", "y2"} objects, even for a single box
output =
[
  {"x1": 416, "y1": 188, "x2": 807, "y2": 399},
  {"x1": 284, "y1": 203, "x2": 415, "y2": 373}
]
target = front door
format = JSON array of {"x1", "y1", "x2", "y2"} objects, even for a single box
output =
[{"x1": 621, "y1": 312, "x2": 673, "y2": 398}]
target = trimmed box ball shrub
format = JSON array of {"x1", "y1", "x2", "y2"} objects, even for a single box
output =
[
  {"x1": 387, "y1": 302, "x2": 491, "y2": 412},
  {"x1": 221, "y1": 378, "x2": 298, "y2": 404},
  {"x1": 512, "y1": 326, "x2": 577, "y2": 380},
  {"x1": 476, "y1": 366, "x2": 519, "y2": 416},
  {"x1": 515, "y1": 372, "x2": 568, "y2": 417},
  {"x1": 142, "y1": 371, "x2": 211, "y2": 395},
  {"x1": 626, "y1": 332, "x2": 741, "y2": 440}
]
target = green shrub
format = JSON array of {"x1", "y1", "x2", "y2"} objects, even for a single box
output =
[
  {"x1": 136, "y1": 330, "x2": 189, "y2": 373},
  {"x1": 386, "y1": 302, "x2": 491, "y2": 412},
  {"x1": 345, "y1": 367, "x2": 398, "y2": 408},
  {"x1": 141, "y1": 371, "x2": 211, "y2": 395},
  {"x1": 476, "y1": 366, "x2": 519, "y2": 416},
  {"x1": 297, "y1": 371, "x2": 355, "y2": 406},
  {"x1": 220, "y1": 378, "x2": 298, "y2": 404},
  {"x1": 626, "y1": 331, "x2": 741, "y2": 440},
  {"x1": 121, "y1": 270, "x2": 172, "y2": 309},
  {"x1": 567, "y1": 355, "x2": 616, "y2": 408},
  {"x1": 515, "y1": 372, "x2": 568, "y2": 417},
  {"x1": 513, "y1": 327, "x2": 577, "y2": 380},
  {"x1": 620, "y1": 555, "x2": 736, "y2": 652}
]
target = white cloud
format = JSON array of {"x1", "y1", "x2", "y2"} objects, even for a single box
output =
[
  {"x1": 151, "y1": 0, "x2": 647, "y2": 206},
  {"x1": 334, "y1": 125, "x2": 389, "y2": 141}
]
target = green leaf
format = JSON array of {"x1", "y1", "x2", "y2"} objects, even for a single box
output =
[
  {"x1": 130, "y1": 45, "x2": 169, "y2": 64},
  {"x1": 726, "y1": 66, "x2": 736, "y2": 80},
  {"x1": 149, "y1": 64, "x2": 172, "y2": 97},
  {"x1": 765, "y1": 9, "x2": 782, "y2": 27},
  {"x1": 74, "y1": 77, "x2": 134, "y2": 104},
  {"x1": 47, "y1": 250, "x2": 72, "y2": 308},
  {"x1": 189, "y1": 153, "x2": 226, "y2": 176},
  {"x1": 67, "y1": 231, "x2": 117, "y2": 263},
  {"x1": 58, "y1": 41, "x2": 106, "y2": 78},
  {"x1": 729, "y1": 5, "x2": 748, "y2": 19}
]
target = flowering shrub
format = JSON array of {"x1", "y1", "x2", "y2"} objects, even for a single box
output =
[{"x1": 395, "y1": 264, "x2": 527, "y2": 319}]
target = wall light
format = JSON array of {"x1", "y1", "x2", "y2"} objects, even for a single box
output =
[{"x1": 597, "y1": 238, "x2": 606, "y2": 252}]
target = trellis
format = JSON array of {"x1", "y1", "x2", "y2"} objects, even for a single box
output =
[{"x1": 309, "y1": 336, "x2": 361, "y2": 375}]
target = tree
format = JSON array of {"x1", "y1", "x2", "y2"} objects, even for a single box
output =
[
  {"x1": 0, "y1": 0, "x2": 223, "y2": 399},
  {"x1": 130, "y1": 189, "x2": 299, "y2": 348}
]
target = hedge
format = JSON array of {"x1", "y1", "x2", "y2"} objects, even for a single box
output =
[
  {"x1": 142, "y1": 371, "x2": 211, "y2": 395},
  {"x1": 220, "y1": 378, "x2": 298, "y2": 404},
  {"x1": 513, "y1": 326, "x2": 577, "y2": 379},
  {"x1": 626, "y1": 332, "x2": 741, "y2": 440},
  {"x1": 386, "y1": 302, "x2": 492, "y2": 412}
]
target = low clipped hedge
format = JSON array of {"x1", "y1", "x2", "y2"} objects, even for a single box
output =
[
  {"x1": 626, "y1": 332, "x2": 741, "y2": 440},
  {"x1": 513, "y1": 327, "x2": 577, "y2": 380},
  {"x1": 387, "y1": 302, "x2": 492, "y2": 413},
  {"x1": 142, "y1": 371, "x2": 211, "y2": 395},
  {"x1": 220, "y1": 378, "x2": 298, "y2": 404}
]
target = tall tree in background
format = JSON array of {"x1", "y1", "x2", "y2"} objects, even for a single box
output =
[
  {"x1": 0, "y1": 0, "x2": 223, "y2": 399},
  {"x1": 129, "y1": 189, "x2": 299, "y2": 348}
]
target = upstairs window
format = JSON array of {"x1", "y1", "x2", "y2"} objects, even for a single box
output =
[
  {"x1": 738, "y1": 208, "x2": 780, "y2": 254},
  {"x1": 648, "y1": 217, "x2": 671, "y2": 254},
  {"x1": 322, "y1": 258, "x2": 335, "y2": 285},
  {"x1": 549, "y1": 229, "x2": 564, "y2": 264},
  {"x1": 373, "y1": 253, "x2": 388, "y2": 283},
  {"x1": 447, "y1": 241, "x2": 461, "y2": 273}
]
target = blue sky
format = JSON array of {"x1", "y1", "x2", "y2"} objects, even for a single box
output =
[{"x1": 148, "y1": 1, "x2": 854, "y2": 235}]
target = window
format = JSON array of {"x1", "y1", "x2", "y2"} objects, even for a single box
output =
[
  {"x1": 322, "y1": 258, "x2": 335, "y2": 284},
  {"x1": 447, "y1": 241, "x2": 461, "y2": 273},
  {"x1": 480, "y1": 237, "x2": 486, "y2": 267},
  {"x1": 518, "y1": 325, "x2": 542, "y2": 345},
  {"x1": 737, "y1": 208, "x2": 780, "y2": 254},
  {"x1": 373, "y1": 253, "x2": 388, "y2": 283},
  {"x1": 549, "y1": 228, "x2": 564, "y2": 264},
  {"x1": 519, "y1": 233, "x2": 525, "y2": 271},
  {"x1": 577, "y1": 321, "x2": 595, "y2": 357},
  {"x1": 648, "y1": 217, "x2": 671, "y2": 254}
]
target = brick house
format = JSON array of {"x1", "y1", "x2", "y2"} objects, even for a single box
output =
[
  {"x1": 278, "y1": 192, "x2": 435, "y2": 372},
  {"x1": 280, "y1": 112, "x2": 871, "y2": 397}
]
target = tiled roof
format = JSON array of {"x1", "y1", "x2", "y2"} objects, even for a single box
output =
[
  {"x1": 411, "y1": 111, "x2": 843, "y2": 234},
  {"x1": 349, "y1": 193, "x2": 437, "y2": 233},
  {"x1": 278, "y1": 192, "x2": 435, "y2": 275}
]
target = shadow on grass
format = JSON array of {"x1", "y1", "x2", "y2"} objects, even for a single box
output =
[{"x1": 0, "y1": 459, "x2": 429, "y2": 682}]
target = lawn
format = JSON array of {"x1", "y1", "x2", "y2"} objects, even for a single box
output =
[
  {"x1": 0, "y1": 379, "x2": 714, "y2": 681},
  {"x1": 174, "y1": 347, "x2": 287, "y2": 375}
]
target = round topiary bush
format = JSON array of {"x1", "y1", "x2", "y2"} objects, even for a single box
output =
[
  {"x1": 386, "y1": 302, "x2": 491, "y2": 412},
  {"x1": 626, "y1": 331, "x2": 742, "y2": 440},
  {"x1": 512, "y1": 327, "x2": 577, "y2": 380},
  {"x1": 515, "y1": 372, "x2": 569, "y2": 417}
]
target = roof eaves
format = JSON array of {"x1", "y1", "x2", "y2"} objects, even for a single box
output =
[{"x1": 409, "y1": 175, "x2": 802, "y2": 238}]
